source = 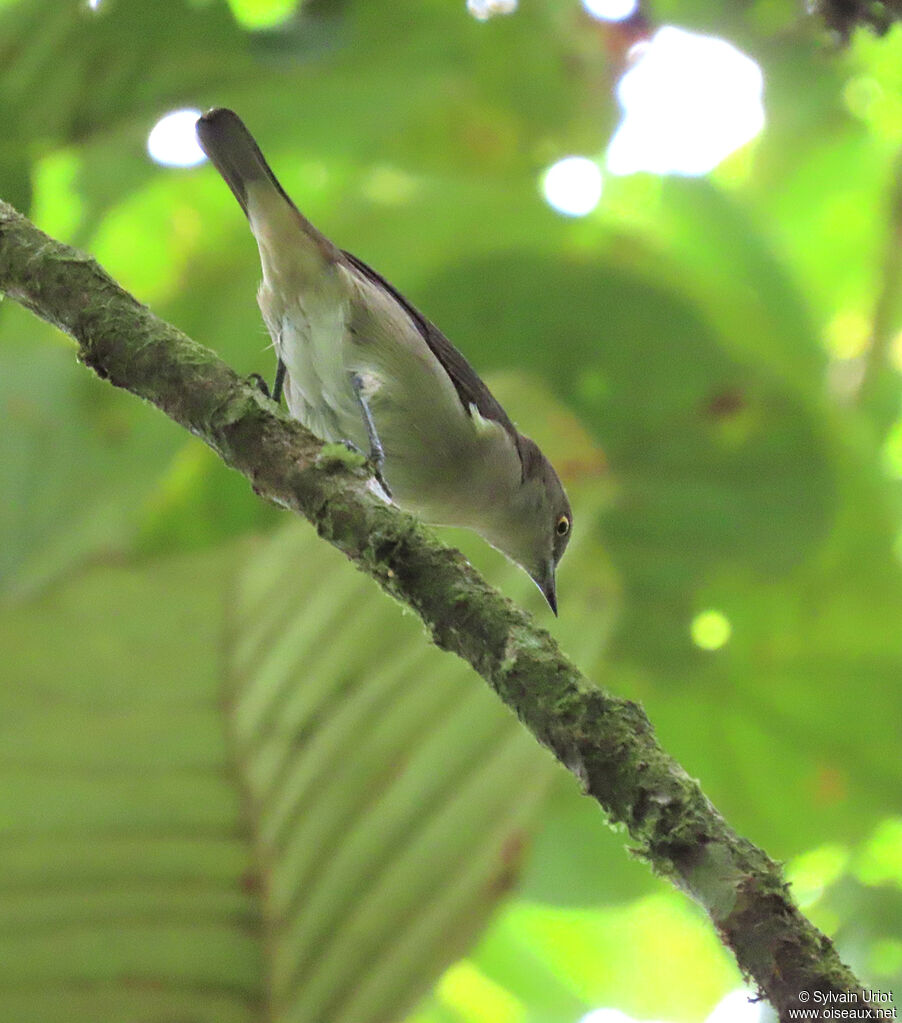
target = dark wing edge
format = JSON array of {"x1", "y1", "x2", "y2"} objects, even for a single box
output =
[
  {"x1": 342, "y1": 250, "x2": 545, "y2": 482},
  {"x1": 341, "y1": 250, "x2": 522, "y2": 438}
]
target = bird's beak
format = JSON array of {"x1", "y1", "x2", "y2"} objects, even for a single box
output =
[{"x1": 533, "y1": 562, "x2": 558, "y2": 616}]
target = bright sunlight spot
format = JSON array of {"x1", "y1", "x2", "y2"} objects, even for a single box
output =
[
  {"x1": 607, "y1": 26, "x2": 765, "y2": 177},
  {"x1": 87, "y1": 0, "x2": 102, "y2": 8},
  {"x1": 690, "y1": 609, "x2": 732, "y2": 651},
  {"x1": 227, "y1": 0, "x2": 296, "y2": 29},
  {"x1": 870, "y1": 938, "x2": 902, "y2": 977},
  {"x1": 889, "y1": 328, "x2": 902, "y2": 372},
  {"x1": 578, "y1": 1010, "x2": 655, "y2": 1023},
  {"x1": 542, "y1": 156, "x2": 603, "y2": 217},
  {"x1": 582, "y1": 0, "x2": 639, "y2": 22},
  {"x1": 467, "y1": 0, "x2": 517, "y2": 20},
  {"x1": 438, "y1": 961, "x2": 525, "y2": 1023},
  {"x1": 705, "y1": 989, "x2": 762, "y2": 1022},
  {"x1": 147, "y1": 109, "x2": 206, "y2": 168},
  {"x1": 825, "y1": 309, "x2": 870, "y2": 359},
  {"x1": 855, "y1": 818, "x2": 902, "y2": 887},
  {"x1": 785, "y1": 844, "x2": 849, "y2": 908},
  {"x1": 881, "y1": 420, "x2": 902, "y2": 479}
]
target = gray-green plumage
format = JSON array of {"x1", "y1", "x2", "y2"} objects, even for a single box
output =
[{"x1": 196, "y1": 107, "x2": 571, "y2": 612}]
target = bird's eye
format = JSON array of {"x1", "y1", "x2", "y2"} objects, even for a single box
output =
[{"x1": 556, "y1": 515, "x2": 570, "y2": 536}]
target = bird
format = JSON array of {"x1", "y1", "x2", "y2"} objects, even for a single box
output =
[{"x1": 195, "y1": 108, "x2": 571, "y2": 613}]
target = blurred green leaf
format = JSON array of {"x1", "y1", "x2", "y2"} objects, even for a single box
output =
[
  {"x1": 0, "y1": 302, "x2": 183, "y2": 596},
  {"x1": 519, "y1": 772, "x2": 656, "y2": 907},
  {"x1": 1, "y1": 506, "x2": 617, "y2": 1022},
  {"x1": 468, "y1": 894, "x2": 739, "y2": 1023},
  {"x1": 0, "y1": 545, "x2": 261, "y2": 1022},
  {"x1": 228, "y1": 526, "x2": 558, "y2": 1023}
]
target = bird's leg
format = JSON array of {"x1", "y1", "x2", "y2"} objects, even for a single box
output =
[
  {"x1": 247, "y1": 358, "x2": 285, "y2": 404},
  {"x1": 350, "y1": 372, "x2": 391, "y2": 498},
  {"x1": 271, "y1": 358, "x2": 286, "y2": 405}
]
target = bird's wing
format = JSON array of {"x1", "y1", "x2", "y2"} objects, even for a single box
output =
[{"x1": 341, "y1": 250, "x2": 521, "y2": 442}]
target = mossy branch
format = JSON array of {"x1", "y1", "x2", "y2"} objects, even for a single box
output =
[{"x1": 0, "y1": 199, "x2": 882, "y2": 1022}]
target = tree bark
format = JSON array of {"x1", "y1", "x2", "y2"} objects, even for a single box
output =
[{"x1": 0, "y1": 199, "x2": 884, "y2": 1023}]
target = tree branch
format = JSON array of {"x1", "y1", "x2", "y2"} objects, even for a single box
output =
[{"x1": 0, "y1": 199, "x2": 882, "y2": 1022}]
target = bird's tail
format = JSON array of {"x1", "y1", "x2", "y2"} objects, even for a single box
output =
[
  {"x1": 195, "y1": 107, "x2": 292, "y2": 219},
  {"x1": 196, "y1": 107, "x2": 337, "y2": 280}
]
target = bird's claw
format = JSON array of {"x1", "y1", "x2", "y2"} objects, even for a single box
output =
[{"x1": 337, "y1": 438, "x2": 392, "y2": 498}]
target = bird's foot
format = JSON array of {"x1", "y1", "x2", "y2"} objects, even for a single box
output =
[
  {"x1": 248, "y1": 359, "x2": 286, "y2": 404},
  {"x1": 322, "y1": 438, "x2": 392, "y2": 499}
]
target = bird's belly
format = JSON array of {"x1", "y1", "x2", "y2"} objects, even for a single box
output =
[{"x1": 270, "y1": 296, "x2": 366, "y2": 449}]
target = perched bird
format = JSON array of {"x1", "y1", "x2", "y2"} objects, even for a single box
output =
[{"x1": 196, "y1": 108, "x2": 571, "y2": 612}]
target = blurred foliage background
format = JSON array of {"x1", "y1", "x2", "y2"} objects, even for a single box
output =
[{"x1": 2, "y1": 1, "x2": 902, "y2": 1021}]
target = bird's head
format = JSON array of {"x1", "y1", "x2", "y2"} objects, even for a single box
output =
[{"x1": 485, "y1": 436, "x2": 572, "y2": 615}]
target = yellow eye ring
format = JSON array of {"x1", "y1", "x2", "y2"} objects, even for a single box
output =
[{"x1": 556, "y1": 515, "x2": 570, "y2": 536}]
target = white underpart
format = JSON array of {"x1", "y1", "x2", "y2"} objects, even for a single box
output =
[{"x1": 249, "y1": 193, "x2": 362, "y2": 447}]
